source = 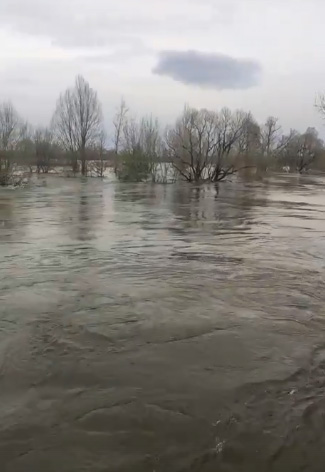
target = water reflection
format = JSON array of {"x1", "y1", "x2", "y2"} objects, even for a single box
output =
[
  {"x1": 56, "y1": 180, "x2": 105, "y2": 242},
  {"x1": 0, "y1": 195, "x2": 15, "y2": 241},
  {"x1": 0, "y1": 192, "x2": 31, "y2": 243},
  {"x1": 76, "y1": 191, "x2": 99, "y2": 242}
]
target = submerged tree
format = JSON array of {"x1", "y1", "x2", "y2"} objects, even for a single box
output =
[
  {"x1": 52, "y1": 75, "x2": 103, "y2": 176},
  {"x1": 237, "y1": 113, "x2": 261, "y2": 156},
  {"x1": 115, "y1": 112, "x2": 162, "y2": 182},
  {"x1": 208, "y1": 108, "x2": 249, "y2": 182},
  {"x1": 0, "y1": 102, "x2": 22, "y2": 185},
  {"x1": 166, "y1": 107, "x2": 217, "y2": 182},
  {"x1": 1, "y1": 89, "x2": 324, "y2": 184},
  {"x1": 166, "y1": 106, "x2": 249, "y2": 182},
  {"x1": 88, "y1": 130, "x2": 107, "y2": 178},
  {"x1": 33, "y1": 128, "x2": 55, "y2": 173},
  {"x1": 113, "y1": 98, "x2": 129, "y2": 173},
  {"x1": 0, "y1": 102, "x2": 20, "y2": 151},
  {"x1": 260, "y1": 116, "x2": 281, "y2": 157},
  {"x1": 279, "y1": 127, "x2": 323, "y2": 172},
  {"x1": 15, "y1": 122, "x2": 35, "y2": 171}
]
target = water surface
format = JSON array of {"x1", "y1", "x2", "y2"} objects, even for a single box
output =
[{"x1": 1, "y1": 175, "x2": 325, "y2": 471}]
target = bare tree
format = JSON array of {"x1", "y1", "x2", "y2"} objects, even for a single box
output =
[
  {"x1": 263, "y1": 116, "x2": 278, "y2": 155},
  {"x1": 121, "y1": 113, "x2": 160, "y2": 154},
  {"x1": 34, "y1": 128, "x2": 54, "y2": 173},
  {"x1": 0, "y1": 102, "x2": 20, "y2": 152},
  {"x1": 260, "y1": 116, "x2": 281, "y2": 157},
  {"x1": 113, "y1": 98, "x2": 128, "y2": 155},
  {"x1": 276, "y1": 129, "x2": 297, "y2": 155},
  {"x1": 139, "y1": 116, "x2": 161, "y2": 156},
  {"x1": 116, "y1": 113, "x2": 162, "y2": 182},
  {"x1": 316, "y1": 94, "x2": 325, "y2": 119},
  {"x1": 280, "y1": 127, "x2": 323, "y2": 173},
  {"x1": 88, "y1": 130, "x2": 107, "y2": 178},
  {"x1": 208, "y1": 108, "x2": 249, "y2": 182},
  {"x1": 15, "y1": 122, "x2": 35, "y2": 172},
  {"x1": 257, "y1": 116, "x2": 299, "y2": 171},
  {"x1": 237, "y1": 113, "x2": 261, "y2": 156},
  {"x1": 113, "y1": 98, "x2": 128, "y2": 174},
  {"x1": 122, "y1": 116, "x2": 140, "y2": 154},
  {"x1": 166, "y1": 106, "x2": 249, "y2": 182},
  {"x1": 296, "y1": 128, "x2": 321, "y2": 172},
  {"x1": 139, "y1": 116, "x2": 163, "y2": 182},
  {"x1": 166, "y1": 106, "x2": 217, "y2": 182},
  {"x1": 52, "y1": 75, "x2": 103, "y2": 176},
  {"x1": 0, "y1": 102, "x2": 22, "y2": 185}
]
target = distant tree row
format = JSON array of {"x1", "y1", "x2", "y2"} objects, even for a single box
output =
[{"x1": 1, "y1": 75, "x2": 325, "y2": 185}]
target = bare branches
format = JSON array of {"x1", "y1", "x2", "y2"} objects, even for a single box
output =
[
  {"x1": 88, "y1": 130, "x2": 107, "y2": 178},
  {"x1": 236, "y1": 113, "x2": 261, "y2": 155},
  {"x1": 52, "y1": 75, "x2": 103, "y2": 175},
  {"x1": 279, "y1": 127, "x2": 323, "y2": 173},
  {"x1": 34, "y1": 128, "x2": 54, "y2": 173},
  {"x1": 1, "y1": 87, "x2": 324, "y2": 184},
  {"x1": 315, "y1": 94, "x2": 325, "y2": 118},
  {"x1": 115, "y1": 109, "x2": 163, "y2": 182},
  {"x1": 0, "y1": 102, "x2": 24, "y2": 185},
  {"x1": 261, "y1": 116, "x2": 281, "y2": 156},
  {"x1": 166, "y1": 106, "x2": 218, "y2": 182},
  {"x1": 0, "y1": 102, "x2": 20, "y2": 152},
  {"x1": 166, "y1": 106, "x2": 249, "y2": 182},
  {"x1": 113, "y1": 98, "x2": 129, "y2": 156}
]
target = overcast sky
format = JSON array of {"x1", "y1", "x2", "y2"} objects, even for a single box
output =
[{"x1": 0, "y1": 0, "x2": 324, "y2": 133}]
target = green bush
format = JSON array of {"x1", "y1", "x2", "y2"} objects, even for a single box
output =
[{"x1": 116, "y1": 150, "x2": 153, "y2": 182}]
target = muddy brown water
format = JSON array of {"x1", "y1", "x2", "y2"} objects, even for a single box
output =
[{"x1": 1, "y1": 175, "x2": 325, "y2": 471}]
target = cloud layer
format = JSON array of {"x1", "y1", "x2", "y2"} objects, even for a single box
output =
[
  {"x1": 0, "y1": 0, "x2": 227, "y2": 48},
  {"x1": 0, "y1": 0, "x2": 323, "y2": 132},
  {"x1": 153, "y1": 50, "x2": 262, "y2": 90}
]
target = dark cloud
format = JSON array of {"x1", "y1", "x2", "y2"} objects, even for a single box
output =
[{"x1": 153, "y1": 50, "x2": 262, "y2": 90}]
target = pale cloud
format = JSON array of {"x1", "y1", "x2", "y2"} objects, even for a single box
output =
[{"x1": 0, "y1": 0, "x2": 230, "y2": 48}]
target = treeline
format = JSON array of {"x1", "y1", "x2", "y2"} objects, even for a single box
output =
[{"x1": 1, "y1": 75, "x2": 325, "y2": 186}]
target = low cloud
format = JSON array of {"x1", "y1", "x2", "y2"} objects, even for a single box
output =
[{"x1": 153, "y1": 50, "x2": 262, "y2": 89}]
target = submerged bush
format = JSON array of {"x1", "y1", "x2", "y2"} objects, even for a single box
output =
[
  {"x1": 116, "y1": 150, "x2": 153, "y2": 182},
  {"x1": 0, "y1": 166, "x2": 29, "y2": 187}
]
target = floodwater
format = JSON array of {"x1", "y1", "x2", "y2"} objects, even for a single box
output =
[{"x1": 1, "y1": 175, "x2": 325, "y2": 471}]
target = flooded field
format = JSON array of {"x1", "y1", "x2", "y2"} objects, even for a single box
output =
[{"x1": 1, "y1": 175, "x2": 325, "y2": 471}]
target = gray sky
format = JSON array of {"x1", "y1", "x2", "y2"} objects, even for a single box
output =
[{"x1": 0, "y1": 0, "x2": 324, "y2": 133}]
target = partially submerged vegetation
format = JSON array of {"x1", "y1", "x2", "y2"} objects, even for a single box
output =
[{"x1": 1, "y1": 75, "x2": 325, "y2": 186}]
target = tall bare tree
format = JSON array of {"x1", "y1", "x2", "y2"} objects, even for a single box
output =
[
  {"x1": 237, "y1": 113, "x2": 261, "y2": 156},
  {"x1": 122, "y1": 114, "x2": 161, "y2": 157},
  {"x1": 112, "y1": 98, "x2": 128, "y2": 174},
  {"x1": 261, "y1": 116, "x2": 281, "y2": 157},
  {"x1": 52, "y1": 75, "x2": 103, "y2": 175},
  {"x1": 113, "y1": 98, "x2": 128, "y2": 155},
  {"x1": 0, "y1": 102, "x2": 21, "y2": 184},
  {"x1": 0, "y1": 102, "x2": 20, "y2": 152}
]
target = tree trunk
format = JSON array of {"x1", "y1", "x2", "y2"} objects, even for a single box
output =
[{"x1": 81, "y1": 148, "x2": 87, "y2": 176}]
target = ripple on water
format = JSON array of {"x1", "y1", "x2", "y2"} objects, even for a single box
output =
[{"x1": 1, "y1": 175, "x2": 325, "y2": 471}]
